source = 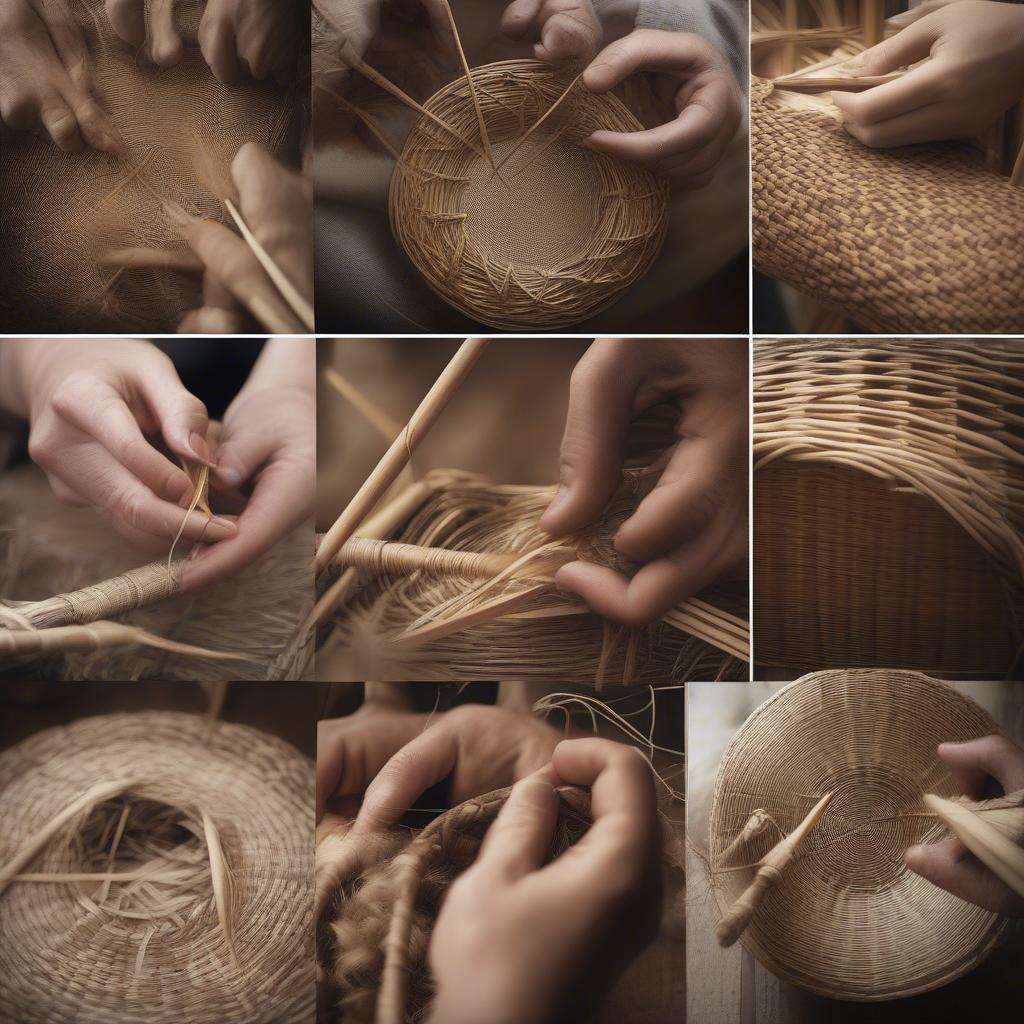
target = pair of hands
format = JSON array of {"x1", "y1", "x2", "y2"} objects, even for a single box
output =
[
  {"x1": 834, "y1": 0, "x2": 1024, "y2": 148},
  {"x1": 0, "y1": 337, "x2": 315, "y2": 592},
  {"x1": 540, "y1": 338, "x2": 748, "y2": 627},
  {"x1": 318, "y1": 702, "x2": 662, "y2": 1024},
  {"x1": 907, "y1": 735, "x2": 1024, "y2": 917},
  {"x1": 0, "y1": 1, "x2": 300, "y2": 156},
  {"x1": 319, "y1": 0, "x2": 741, "y2": 184}
]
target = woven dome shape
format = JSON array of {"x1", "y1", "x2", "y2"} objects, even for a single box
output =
[
  {"x1": 753, "y1": 339, "x2": 1024, "y2": 675},
  {"x1": 709, "y1": 670, "x2": 1006, "y2": 1001},
  {"x1": 318, "y1": 786, "x2": 593, "y2": 1024},
  {"x1": 751, "y1": 76, "x2": 1024, "y2": 333},
  {"x1": 389, "y1": 60, "x2": 670, "y2": 330},
  {"x1": 0, "y1": 711, "x2": 313, "y2": 1024},
  {"x1": 0, "y1": 0, "x2": 295, "y2": 333}
]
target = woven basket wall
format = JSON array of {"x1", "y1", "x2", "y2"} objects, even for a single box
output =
[
  {"x1": 709, "y1": 669, "x2": 1006, "y2": 1001},
  {"x1": 0, "y1": 711, "x2": 313, "y2": 1024},
  {"x1": 389, "y1": 59, "x2": 669, "y2": 330},
  {"x1": 751, "y1": 1, "x2": 1024, "y2": 333},
  {"x1": 753, "y1": 339, "x2": 1024, "y2": 676}
]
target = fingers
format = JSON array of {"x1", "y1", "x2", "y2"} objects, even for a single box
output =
[
  {"x1": 40, "y1": 1, "x2": 94, "y2": 91},
  {"x1": 148, "y1": 0, "x2": 183, "y2": 67},
  {"x1": 905, "y1": 838, "x2": 1024, "y2": 916},
  {"x1": 587, "y1": 75, "x2": 738, "y2": 176},
  {"x1": 198, "y1": 8, "x2": 242, "y2": 85},
  {"x1": 59, "y1": 83, "x2": 127, "y2": 158},
  {"x1": 837, "y1": 100, "x2": 964, "y2": 148},
  {"x1": 50, "y1": 379, "x2": 193, "y2": 504},
  {"x1": 31, "y1": 436, "x2": 235, "y2": 545},
  {"x1": 186, "y1": 218, "x2": 306, "y2": 335},
  {"x1": 839, "y1": 17, "x2": 938, "y2": 78},
  {"x1": 548, "y1": 738, "x2": 659, "y2": 873},
  {"x1": 352, "y1": 724, "x2": 459, "y2": 833},
  {"x1": 176, "y1": 455, "x2": 312, "y2": 590},
  {"x1": 615, "y1": 430, "x2": 745, "y2": 563},
  {"x1": 232, "y1": 143, "x2": 314, "y2": 302},
  {"x1": 538, "y1": 343, "x2": 639, "y2": 537},
  {"x1": 583, "y1": 29, "x2": 726, "y2": 94},
  {"x1": 555, "y1": 517, "x2": 741, "y2": 625},
  {"x1": 132, "y1": 361, "x2": 213, "y2": 467},
  {"x1": 938, "y1": 736, "x2": 1024, "y2": 797},
  {"x1": 502, "y1": 0, "x2": 601, "y2": 64},
  {"x1": 473, "y1": 775, "x2": 560, "y2": 881},
  {"x1": 38, "y1": 93, "x2": 84, "y2": 152},
  {"x1": 105, "y1": 0, "x2": 145, "y2": 48}
]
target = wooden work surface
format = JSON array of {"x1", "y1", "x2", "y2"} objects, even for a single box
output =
[{"x1": 686, "y1": 682, "x2": 1024, "y2": 1024}]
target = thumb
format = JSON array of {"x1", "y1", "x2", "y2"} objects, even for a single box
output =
[
  {"x1": 135, "y1": 362, "x2": 213, "y2": 468},
  {"x1": 474, "y1": 775, "x2": 560, "y2": 882},
  {"x1": 905, "y1": 838, "x2": 1024, "y2": 916},
  {"x1": 212, "y1": 423, "x2": 276, "y2": 488},
  {"x1": 839, "y1": 20, "x2": 937, "y2": 77}
]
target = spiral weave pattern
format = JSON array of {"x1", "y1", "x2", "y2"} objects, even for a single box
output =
[
  {"x1": 390, "y1": 60, "x2": 669, "y2": 330},
  {"x1": 709, "y1": 670, "x2": 1006, "y2": 1001},
  {"x1": 0, "y1": 712, "x2": 313, "y2": 1024}
]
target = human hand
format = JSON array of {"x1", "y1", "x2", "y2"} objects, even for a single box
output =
[
  {"x1": 427, "y1": 738, "x2": 662, "y2": 1024},
  {"x1": 501, "y1": 0, "x2": 601, "y2": 65},
  {"x1": 105, "y1": 0, "x2": 302, "y2": 81},
  {"x1": 0, "y1": 0, "x2": 124, "y2": 155},
  {"x1": 832, "y1": 0, "x2": 1024, "y2": 148},
  {"x1": 181, "y1": 143, "x2": 313, "y2": 335},
  {"x1": 0, "y1": 337, "x2": 233, "y2": 551},
  {"x1": 178, "y1": 337, "x2": 315, "y2": 592},
  {"x1": 539, "y1": 338, "x2": 747, "y2": 626},
  {"x1": 333, "y1": 703, "x2": 563, "y2": 830},
  {"x1": 905, "y1": 735, "x2": 1024, "y2": 917},
  {"x1": 582, "y1": 29, "x2": 741, "y2": 184}
]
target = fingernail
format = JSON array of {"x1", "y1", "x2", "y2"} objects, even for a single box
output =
[
  {"x1": 188, "y1": 431, "x2": 213, "y2": 465},
  {"x1": 202, "y1": 516, "x2": 237, "y2": 539}
]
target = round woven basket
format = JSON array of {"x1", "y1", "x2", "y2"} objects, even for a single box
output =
[
  {"x1": 389, "y1": 59, "x2": 670, "y2": 330},
  {"x1": 0, "y1": 711, "x2": 313, "y2": 1024},
  {"x1": 709, "y1": 670, "x2": 1006, "y2": 1001}
]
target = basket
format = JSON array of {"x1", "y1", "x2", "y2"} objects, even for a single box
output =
[
  {"x1": 0, "y1": 711, "x2": 313, "y2": 1024},
  {"x1": 751, "y1": 1, "x2": 1024, "y2": 333},
  {"x1": 709, "y1": 669, "x2": 1006, "y2": 1001},
  {"x1": 753, "y1": 339, "x2": 1024, "y2": 675},
  {"x1": 388, "y1": 59, "x2": 669, "y2": 330}
]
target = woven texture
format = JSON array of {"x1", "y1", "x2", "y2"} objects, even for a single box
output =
[
  {"x1": 390, "y1": 60, "x2": 669, "y2": 330},
  {"x1": 318, "y1": 786, "x2": 592, "y2": 1024},
  {"x1": 751, "y1": 76, "x2": 1024, "y2": 334},
  {"x1": 753, "y1": 339, "x2": 1024, "y2": 674},
  {"x1": 0, "y1": 711, "x2": 313, "y2": 1023},
  {"x1": 0, "y1": 465, "x2": 313, "y2": 681},
  {"x1": 710, "y1": 670, "x2": 1006, "y2": 1001},
  {"x1": 0, "y1": 0, "x2": 295, "y2": 333}
]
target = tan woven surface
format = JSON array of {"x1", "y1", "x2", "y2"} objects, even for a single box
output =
[
  {"x1": 390, "y1": 60, "x2": 669, "y2": 330},
  {"x1": 753, "y1": 339, "x2": 1024, "y2": 675},
  {"x1": 0, "y1": 711, "x2": 313, "y2": 1023},
  {"x1": 709, "y1": 670, "x2": 1006, "y2": 1002},
  {"x1": 752, "y1": 77, "x2": 1024, "y2": 333},
  {"x1": 0, "y1": 0, "x2": 295, "y2": 332}
]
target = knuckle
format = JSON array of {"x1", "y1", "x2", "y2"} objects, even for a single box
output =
[{"x1": 110, "y1": 487, "x2": 143, "y2": 528}]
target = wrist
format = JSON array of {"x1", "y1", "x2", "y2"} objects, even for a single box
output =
[{"x1": 0, "y1": 339, "x2": 51, "y2": 419}]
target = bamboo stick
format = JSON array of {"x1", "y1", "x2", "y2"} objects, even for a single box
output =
[
  {"x1": 316, "y1": 339, "x2": 491, "y2": 574},
  {"x1": 224, "y1": 199, "x2": 315, "y2": 331},
  {"x1": 716, "y1": 791, "x2": 834, "y2": 947}
]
